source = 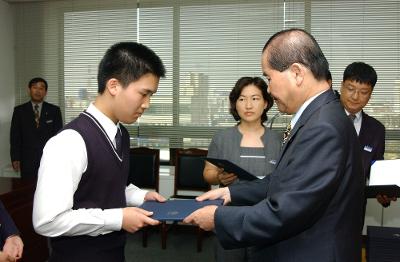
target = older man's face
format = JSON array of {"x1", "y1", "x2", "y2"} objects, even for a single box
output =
[{"x1": 261, "y1": 51, "x2": 299, "y2": 115}]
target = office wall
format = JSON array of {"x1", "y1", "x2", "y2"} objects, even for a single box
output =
[{"x1": 0, "y1": 0, "x2": 15, "y2": 172}]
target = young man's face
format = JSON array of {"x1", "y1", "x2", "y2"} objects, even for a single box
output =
[
  {"x1": 29, "y1": 81, "x2": 47, "y2": 103},
  {"x1": 340, "y1": 79, "x2": 372, "y2": 114},
  {"x1": 115, "y1": 73, "x2": 159, "y2": 124}
]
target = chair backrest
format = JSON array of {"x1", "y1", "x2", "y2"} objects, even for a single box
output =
[
  {"x1": 128, "y1": 147, "x2": 160, "y2": 192},
  {"x1": 174, "y1": 148, "x2": 210, "y2": 197}
]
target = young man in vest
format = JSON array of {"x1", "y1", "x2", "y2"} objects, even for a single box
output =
[{"x1": 33, "y1": 42, "x2": 166, "y2": 261}]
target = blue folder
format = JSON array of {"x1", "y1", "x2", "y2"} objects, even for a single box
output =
[
  {"x1": 140, "y1": 199, "x2": 223, "y2": 221},
  {"x1": 206, "y1": 157, "x2": 257, "y2": 181}
]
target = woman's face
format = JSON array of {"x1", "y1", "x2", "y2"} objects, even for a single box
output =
[{"x1": 235, "y1": 84, "x2": 268, "y2": 123}]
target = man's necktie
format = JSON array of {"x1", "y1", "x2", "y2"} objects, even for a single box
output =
[
  {"x1": 349, "y1": 114, "x2": 356, "y2": 122},
  {"x1": 115, "y1": 128, "x2": 122, "y2": 156},
  {"x1": 282, "y1": 122, "x2": 291, "y2": 146},
  {"x1": 34, "y1": 104, "x2": 40, "y2": 128}
]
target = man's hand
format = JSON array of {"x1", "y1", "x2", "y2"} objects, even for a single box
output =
[
  {"x1": 196, "y1": 187, "x2": 231, "y2": 205},
  {"x1": 377, "y1": 194, "x2": 397, "y2": 207},
  {"x1": 11, "y1": 161, "x2": 20, "y2": 172},
  {"x1": 183, "y1": 205, "x2": 218, "y2": 231},
  {"x1": 144, "y1": 191, "x2": 166, "y2": 202},
  {"x1": 122, "y1": 207, "x2": 160, "y2": 233},
  {"x1": 2, "y1": 235, "x2": 23, "y2": 260}
]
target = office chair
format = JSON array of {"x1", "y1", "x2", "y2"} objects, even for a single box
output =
[
  {"x1": 161, "y1": 148, "x2": 209, "y2": 252},
  {"x1": 128, "y1": 147, "x2": 160, "y2": 247}
]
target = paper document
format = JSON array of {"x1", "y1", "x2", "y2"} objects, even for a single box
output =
[
  {"x1": 366, "y1": 159, "x2": 400, "y2": 198},
  {"x1": 369, "y1": 159, "x2": 400, "y2": 186}
]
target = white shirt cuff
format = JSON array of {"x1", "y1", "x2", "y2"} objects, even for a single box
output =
[{"x1": 102, "y1": 208, "x2": 123, "y2": 232}]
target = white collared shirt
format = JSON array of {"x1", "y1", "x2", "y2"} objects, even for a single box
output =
[
  {"x1": 33, "y1": 103, "x2": 148, "y2": 237},
  {"x1": 290, "y1": 90, "x2": 327, "y2": 129},
  {"x1": 344, "y1": 109, "x2": 362, "y2": 135}
]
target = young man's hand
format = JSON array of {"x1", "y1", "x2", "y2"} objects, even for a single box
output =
[
  {"x1": 144, "y1": 191, "x2": 166, "y2": 202},
  {"x1": 122, "y1": 207, "x2": 160, "y2": 233}
]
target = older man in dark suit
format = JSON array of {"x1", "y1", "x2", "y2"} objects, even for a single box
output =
[
  {"x1": 184, "y1": 28, "x2": 364, "y2": 261},
  {"x1": 10, "y1": 77, "x2": 63, "y2": 180}
]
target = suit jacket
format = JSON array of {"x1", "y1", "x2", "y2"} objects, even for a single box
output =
[
  {"x1": 359, "y1": 111, "x2": 385, "y2": 180},
  {"x1": 10, "y1": 101, "x2": 63, "y2": 179},
  {"x1": 215, "y1": 90, "x2": 364, "y2": 262},
  {"x1": 0, "y1": 200, "x2": 19, "y2": 249}
]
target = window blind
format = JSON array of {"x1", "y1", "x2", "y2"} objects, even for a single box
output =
[{"x1": 11, "y1": 0, "x2": 400, "y2": 158}]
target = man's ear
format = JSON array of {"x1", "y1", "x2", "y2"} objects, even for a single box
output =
[
  {"x1": 106, "y1": 78, "x2": 119, "y2": 96},
  {"x1": 289, "y1": 63, "x2": 305, "y2": 86}
]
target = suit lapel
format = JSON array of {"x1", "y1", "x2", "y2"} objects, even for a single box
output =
[{"x1": 277, "y1": 90, "x2": 337, "y2": 167}]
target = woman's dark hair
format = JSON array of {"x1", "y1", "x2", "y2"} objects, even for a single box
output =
[{"x1": 229, "y1": 77, "x2": 273, "y2": 123}]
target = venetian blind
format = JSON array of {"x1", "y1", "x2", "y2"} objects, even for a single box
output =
[{"x1": 12, "y1": 0, "x2": 400, "y2": 158}]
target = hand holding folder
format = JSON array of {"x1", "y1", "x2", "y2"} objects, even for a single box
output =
[{"x1": 206, "y1": 157, "x2": 257, "y2": 181}]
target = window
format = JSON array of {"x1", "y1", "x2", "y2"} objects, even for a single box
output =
[{"x1": 13, "y1": 0, "x2": 400, "y2": 160}]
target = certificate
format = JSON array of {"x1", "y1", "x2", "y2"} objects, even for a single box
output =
[{"x1": 140, "y1": 199, "x2": 224, "y2": 221}]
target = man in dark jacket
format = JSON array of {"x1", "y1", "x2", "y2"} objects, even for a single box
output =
[{"x1": 10, "y1": 77, "x2": 63, "y2": 180}]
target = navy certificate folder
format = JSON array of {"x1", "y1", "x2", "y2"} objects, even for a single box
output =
[
  {"x1": 205, "y1": 157, "x2": 257, "y2": 181},
  {"x1": 140, "y1": 199, "x2": 223, "y2": 221}
]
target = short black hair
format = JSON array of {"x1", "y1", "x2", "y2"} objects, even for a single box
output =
[
  {"x1": 28, "y1": 77, "x2": 48, "y2": 90},
  {"x1": 97, "y1": 42, "x2": 166, "y2": 93},
  {"x1": 262, "y1": 28, "x2": 329, "y2": 81},
  {"x1": 343, "y1": 62, "x2": 377, "y2": 89},
  {"x1": 229, "y1": 76, "x2": 273, "y2": 123}
]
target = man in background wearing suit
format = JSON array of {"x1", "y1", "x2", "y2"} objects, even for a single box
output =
[
  {"x1": 185, "y1": 28, "x2": 364, "y2": 261},
  {"x1": 10, "y1": 77, "x2": 63, "y2": 180},
  {"x1": 340, "y1": 62, "x2": 393, "y2": 207},
  {"x1": 0, "y1": 200, "x2": 23, "y2": 261}
]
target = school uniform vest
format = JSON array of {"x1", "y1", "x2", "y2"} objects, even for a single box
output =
[{"x1": 49, "y1": 112, "x2": 130, "y2": 262}]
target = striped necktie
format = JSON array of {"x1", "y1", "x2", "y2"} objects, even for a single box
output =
[
  {"x1": 34, "y1": 104, "x2": 40, "y2": 128},
  {"x1": 348, "y1": 114, "x2": 356, "y2": 122},
  {"x1": 282, "y1": 122, "x2": 291, "y2": 146}
]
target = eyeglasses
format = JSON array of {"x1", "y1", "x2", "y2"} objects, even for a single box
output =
[{"x1": 342, "y1": 85, "x2": 372, "y2": 97}]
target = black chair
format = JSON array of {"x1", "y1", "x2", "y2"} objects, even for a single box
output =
[
  {"x1": 128, "y1": 147, "x2": 160, "y2": 247},
  {"x1": 128, "y1": 147, "x2": 160, "y2": 192},
  {"x1": 161, "y1": 148, "x2": 209, "y2": 252},
  {"x1": 172, "y1": 148, "x2": 210, "y2": 199}
]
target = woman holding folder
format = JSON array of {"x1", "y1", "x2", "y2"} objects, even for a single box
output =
[{"x1": 203, "y1": 76, "x2": 281, "y2": 261}]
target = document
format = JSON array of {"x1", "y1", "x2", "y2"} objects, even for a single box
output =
[
  {"x1": 140, "y1": 199, "x2": 224, "y2": 221},
  {"x1": 205, "y1": 157, "x2": 257, "y2": 181},
  {"x1": 366, "y1": 159, "x2": 400, "y2": 198}
]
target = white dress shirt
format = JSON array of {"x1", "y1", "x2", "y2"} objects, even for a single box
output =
[
  {"x1": 344, "y1": 109, "x2": 362, "y2": 135},
  {"x1": 33, "y1": 103, "x2": 148, "y2": 237},
  {"x1": 290, "y1": 90, "x2": 327, "y2": 129}
]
